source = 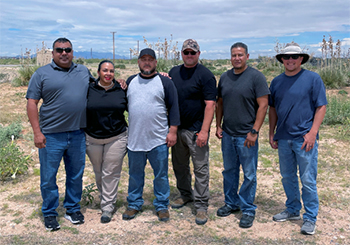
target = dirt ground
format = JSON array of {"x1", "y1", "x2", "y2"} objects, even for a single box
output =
[{"x1": 0, "y1": 66, "x2": 349, "y2": 245}]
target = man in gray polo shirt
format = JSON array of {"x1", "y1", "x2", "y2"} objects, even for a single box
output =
[{"x1": 26, "y1": 37, "x2": 92, "y2": 231}]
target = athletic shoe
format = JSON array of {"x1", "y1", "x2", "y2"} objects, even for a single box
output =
[
  {"x1": 44, "y1": 216, "x2": 60, "y2": 231},
  {"x1": 64, "y1": 211, "x2": 85, "y2": 224},
  {"x1": 301, "y1": 220, "x2": 316, "y2": 235},
  {"x1": 273, "y1": 210, "x2": 301, "y2": 222}
]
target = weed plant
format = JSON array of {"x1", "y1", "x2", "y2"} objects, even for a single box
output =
[
  {"x1": 0, "y1": 140, "x2": 32, "y2": 181},
  {"x1": 0, "y1": 122, "x2": 22, "y2": 147}
]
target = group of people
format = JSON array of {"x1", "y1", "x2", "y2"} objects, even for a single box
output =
[{"x1": 26, "y1": 37, "x2": 327, "y2": 236}]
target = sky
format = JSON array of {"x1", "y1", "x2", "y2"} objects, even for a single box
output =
[{"x1": 0, "y1": 0, "x2": 349, "y2": 59}]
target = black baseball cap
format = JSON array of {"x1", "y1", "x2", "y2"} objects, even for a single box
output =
[{"x1": 138, "y1": 48, "x2": 156, "y2": 59}]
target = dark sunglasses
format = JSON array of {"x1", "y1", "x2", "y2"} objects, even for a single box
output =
[
  {"x1": 183, "y1": 50, "x2": 197, "y2": 55},
  {"x1": 55, "y1": 47, "x2": 72, "y2": 53},
  {"x1": 282, "y1": 54, "x2": 300, "y2": 60}
]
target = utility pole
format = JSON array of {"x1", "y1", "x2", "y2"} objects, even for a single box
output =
[{"x1": 111, "y1": 31, "x2": 116, "y2": 63}]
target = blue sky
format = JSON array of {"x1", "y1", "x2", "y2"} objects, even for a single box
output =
[{"x1": 0, "y1": 0, "x2": 349, "y2": 59}]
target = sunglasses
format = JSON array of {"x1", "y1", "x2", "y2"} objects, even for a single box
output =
[
  {"x1": 282, "y1": 54, "x2": 300, "y2": 60},
  {"x1": 55, "y1": 47, "x2": 72, "y2": 53},
  {"x1": 183, "y1": 50, "x2": 197, "y2": 55}
]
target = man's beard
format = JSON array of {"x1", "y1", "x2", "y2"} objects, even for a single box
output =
[{"x1": 140, "y1": 68, "x2": 156, "y2": 75}]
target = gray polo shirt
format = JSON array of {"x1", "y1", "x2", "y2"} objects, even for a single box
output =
[{"x1": 26, "y1": 61, "x2": 91, "y2": 134}]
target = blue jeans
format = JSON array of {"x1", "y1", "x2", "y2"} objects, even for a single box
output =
[
  {"x1": 278, "y1": 139, "x2": 319, "y2": 222},
  {"x1": 39, "y1": 129, "x2": 86, "y2": 217},
  {"x1": 221, "y1": 131, "x2": 258, "y2": 216},
  {"x1": 127, "y1": 144, "x2": 170, "y2": 212}
]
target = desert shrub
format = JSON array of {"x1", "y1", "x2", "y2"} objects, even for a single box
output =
[
  {"x1": 318, "y1": 66, "x2": 349, "y2": 89},
  {"x1": 81, "y1": 183, "x2": 98, "y2": 205},
  {"x1": 156, "y1": 58, "x2": 178, "y2": 73},
  {"x1": 0, "y1": 122, "x2": 22, "y2": 147},
  {"x1": 0, "y1": 140, "x2": 32, "y2": 181},
  {"x1": 12, "y1": 65, "x2": 40, "y2": 87},
  {"x1": 0, "y1": 73, "x2": 8, "y2": 83},
  {"x1": 115, "y1": 64, "x2": 126, "y2": 69},
  {"x1": 323, "y1": 96, "x2": 350, "y2": 125},
  {"x1": 0, "y1": 58, "x2": 21, "y2": 65},
  {"x1": 75, "y1": 58, "x2": 85, "y2": 65}
]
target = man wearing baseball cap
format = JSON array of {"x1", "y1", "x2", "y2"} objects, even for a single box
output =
[
  {"x1": 169, "y1": 39, "x2": 217, "y2": 225},
  {"x1": 269, "y1": 42, "x2": 327, "y2": 235},
  {"x1": 122, "y1": 48, "x2": 180, "y2": 222}
]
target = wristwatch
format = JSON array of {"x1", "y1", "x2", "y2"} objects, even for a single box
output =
[{"x1": 250, "y1": 129, "x2": 259, "y2": 135}]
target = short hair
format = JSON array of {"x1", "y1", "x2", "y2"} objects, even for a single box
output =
[
  {"x1": 53, "y1": 37, "x2": 72, "y2": 49},
  {"x1": 98, "y1": 60, "x2": 115, "y2": 72},
  {"x1": 230, "y1": 42, "x2": 248, "y2": 54}
]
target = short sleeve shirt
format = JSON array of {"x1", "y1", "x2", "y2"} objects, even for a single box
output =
[{"x1": 26, "y1": 61, "x2": 91, "y2": 133}]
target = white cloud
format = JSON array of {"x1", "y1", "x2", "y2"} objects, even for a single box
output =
[{"x1": 0, "y1": 0, "x2": 349, "y2": 58}]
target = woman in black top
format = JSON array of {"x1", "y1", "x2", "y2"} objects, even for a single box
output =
[{"x1": 85, "y1": 60, "x2": 127, "y2": 223}]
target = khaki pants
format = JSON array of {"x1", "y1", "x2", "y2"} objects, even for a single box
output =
[
  {"x1": 86, "y1": 131, "x2": 127, "y2": 212},
  {"x1": 171, "y1": 129, "x2": 210, "y2": 211}
]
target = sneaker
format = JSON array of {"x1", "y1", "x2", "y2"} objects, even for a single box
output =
[
  {"x1": 301, "y1": 220, "x2": 316, "y2": 235},
  {"x1": 239, "y1": 214, "x2": 255, "y2": 228},
  {"x1": 122, "y1": 208, "x2": 139, "y2": 220},
  {"x1": 171, "y1": 197, "x2": 193, "y2": 209},
  {"x1": 195, "y1": 211, "x2": 208, "y2": 225},
  {"x1": 64, "y1": 211, "x2": 85, "y2": 224},
  {"x1": 217, "y1": 204, "x2": 240, "y2": 217},
  {"x1": 44, "y1": 216, "x2": 60, "y2": 231},
  {"x1": 101, "y1": 211, "x2": 112, "y2": 223},
  {"x1": 157, "y1": 209, "x2": 170, "y2": 222},
  {"x1": 273, "y1": 210, "x2": 301, "y2": 222}
]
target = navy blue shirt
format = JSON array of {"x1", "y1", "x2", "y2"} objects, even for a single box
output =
[
  {"x1": 269, "y1": 69, "x2": 328, "y2": 140},
  {"x1": 26, "y1": 61, "x2": 92, "y2": 133}
]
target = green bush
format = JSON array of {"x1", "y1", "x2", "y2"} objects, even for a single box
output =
[
  {"x1": 323, "y1": 96, "x2": 350, "y2": 125},
  {"x1": 0, "y1": 141, "x2": 32, "y2": 181},
  {"x1": 0, "y1": 122, "x2": 22, "y2": 147},
  {"x1": 318, "y1": 66, "x2": 349, "y2": 89},
  {"x1": 12, "y1": 65, "x2": 40, "y2": 87}
]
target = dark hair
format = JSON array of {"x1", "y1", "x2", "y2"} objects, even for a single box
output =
[
  {"x1": 53, "y1": 37, "x2": 72, "y2": 49},
  {"x1": 230, "y1": 42, "x2": 248, "y2": 54},
  {"x1": 98, "y1": 60, "x2": 115, "y2": 72}
]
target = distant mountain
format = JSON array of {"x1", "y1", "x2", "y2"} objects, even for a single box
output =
[{"x1": 74, "y1": 51, "x2": 128, "y2": 59}]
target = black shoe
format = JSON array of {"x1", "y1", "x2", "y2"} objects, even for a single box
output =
[
  {"x1": 217, "y1": 204, "x2": 240, "y2": 217},
  {"x1": 239, "y1": 214, "x2": 255, "y2": 228},
  {"x1": 64, "y1": 211, "x2": 85, "y2": 224},
  {"x1": 44, "y1": 216, "x2": 60, "y2": 231}
]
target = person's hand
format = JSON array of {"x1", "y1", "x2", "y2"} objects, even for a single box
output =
[
  {"x1": 34, "y1": 132, "x2": 46, "y2": 149},
  {"x1": 196, "y1": 131, "x2": 208, "y2": 147},
  {"x1": 244, "y1": 133, "x2": 257, "y2": 148},
  {"x1": 166, "y1": 132, "x2": 177, "y2": 147},
  {"x1": 159, "y1": 72, "x2": 171, "y2": 79},
  {"x1": 216, "y1": 126, "x2": 223, "y2": 139},
  {"x1": 116, "y1": 79, "x2": 127, "y2": 90},
  {"x1": 301, "y1": 131, "x2": 317, "y2": 152},
  {"x1": 269, "y1": 134, "x2": 278, "y2": 149}
]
